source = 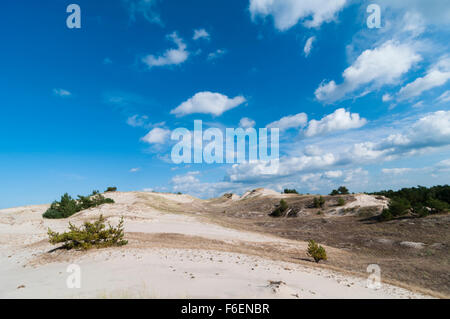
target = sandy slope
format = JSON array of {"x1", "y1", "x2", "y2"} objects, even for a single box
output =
[{"x1": 0, "y1": 192, "x2": 430, "y2": 299}]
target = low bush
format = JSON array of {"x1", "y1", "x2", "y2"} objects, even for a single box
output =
[
  {"x1": 337, "y1": 198, "x2": 346, "y2": 206},
  {"x1": 47, "y1": 215, "x2": 128, "y2": 250},
  {"x1": 270, "y1": 199, "x2": 289, "y2": 217},
  {"x1": 388, "y1": 197, "x2": 411, "y2": 217},
  {"x1": 43, "y1": 191, "x2": 115, "y2": 219},
  {"x1": 283, "y1": 189, "x2": 299, "y2": 194},
  {"x1": 105, "y1": 187, "x2": 117, "y2": 192},
  {"x1": 307, "y1": 240, "x2": 327, "y2": 263},
  {"x1": 313, "y1": 196, "x2": 325, "y2": 208},
  {"x1": 379, "y1": 208, "x2": 393, "y2": 221},
  {"x1": 426, "y1": 198, "x2": 449, "y2": 214}
]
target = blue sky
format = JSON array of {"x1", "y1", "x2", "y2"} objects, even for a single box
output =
[{"x1": 1, "y1": 0, "x2": 449, "y2": 208}]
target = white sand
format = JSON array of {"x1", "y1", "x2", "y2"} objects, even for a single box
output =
[{"x1": 0, "y1": 192, "x2": 429, "y2": 299}]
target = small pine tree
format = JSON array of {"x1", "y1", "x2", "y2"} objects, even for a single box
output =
[
  {"x1": 270, "y1": 199, "x2": 289, "y2": 217},
  {"x1": 47, "y1": 215, "x2": 128, "y2": 250},
  {"x1": 337, "y1": 198, "x2": 346, "y2": 206},
  {"x1": 313, "y1": 196, "x2": 325, "y2": 208},
  {"x1": 307, "y1": 240, "x2": 327, "y2": 263}
]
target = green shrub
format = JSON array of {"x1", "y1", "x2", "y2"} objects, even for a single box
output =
[
  {"x1": 270, "y1": 199, "x2": 289, "y2": 217},
  {"x1": 426, "y1": 198, "x2": 449, "y2": 213},
  {"x1": 412, "y1": 204, "x2": 429, "y2": 217},
  {"x1": 105, "y1": 187, "x2": 117, "y2": 192},
  {"x1": 379, "y1": 208, "x2": 393, "y2": 221},
  {"x1": 313, "y1": 196, "x2": 325, "y2": 208},
  {"x1": 307, "y1": 240, "x2": 327, "y2": 263},
  {"x1": 337, "y1": 198, "x2": 346, "y2": 206},
  {"x1": 43, "y1": 191, "x2": 115, "y2": 219},
  {"x1": 47, "y1": 215, "x2": 128, "y2": 250},
  {"x1": 283, "y1": 189, "x2": 299, "y2": 194},
  {"x1": 388, "y1": 197, "x2": 411, "y2": 217},
  {"x1": 43, "y1": 193, "x2": 79, "y2": 219}
]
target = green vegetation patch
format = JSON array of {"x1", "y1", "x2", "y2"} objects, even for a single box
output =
[
  {"x1": 43, "y1": 191, "x2": 115, "y2": 219},
  {"x1": 48, "y1": 215, "x2": 127, "y2": 250}
]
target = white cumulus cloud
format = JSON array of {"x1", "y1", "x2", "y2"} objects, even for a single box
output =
[
  {"x1": 303, "y1": 36, "x2": 316, "y2": 57},
  {"x1": 141, "y1": 127, "x2": 171, "y2": 144},
  {"x1": 397, "y1": 56, "x2": 450, "y2": 101},
  {"x1": 170, "y1": 92, "x2": 246, "y2": 117},
  {"x1": 123, "y1": 0, "x2": 162, "y2": 25},
  {"x1": 193, "y1": 28, "x2": 210, "y2": 40},
  {"x1": 315, "y1": 40, "x2": 421, "y2": 103},
  {"x1": 266, "y1": 113, "x2": 308, "y2": 131},
  {"x1": 305, "y1": 108, "x2": 367, "y2": 137},
  {"x1": 53, "y1": 88, "x2": 71, "y2": 97},
  {"x1": 249, "y1": 0, "x2": 347, "y2": 31},
  {"x1": 142, "y1": 32, "x2": 189, "y2": 68},
  {"x1": 239, "y1": 117, "x2": 256, "y2": 129},
  {"x1": 382, "y1": 168, "x2": 413, "y2": 175}
]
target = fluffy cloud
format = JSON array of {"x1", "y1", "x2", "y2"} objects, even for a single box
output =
[
  {"x1": 193, "y1": 29, "x2": 210, "y2": 40},
  {"x1": 53, "y1": 88, "x2": 71, "y2": 97},
  {"x1": 207, "y1": 49, "x2": 227, "y2": 61},
  {"x1": 141, "y1": 127, "x2": 171, "y2": 144},
  {"x1": 227, "y1": 153, "x2": 337, "y2": 183},
  {"x1": 171, "y1": 171, "x2": 200, "y2": 185},
  {"x1": 305, "y1": 108, "x2": 367, "y2": 137},
  {"x1": 170, "y1": 172, "x2": 241, "y2": 198},
  {"x1": 437, "y1": 90, "x2": 450, "y2": 103},
  {"x1": 303, "y1": 36, "x2": 316, "y2": 57},
  {"x1": 130, "y1": 167, "x2": 141, "y2": 173},
  {"x1": 266, "y1": 112, "x2": 308, "y2": 131},
  {"x1": 123, "y1": 0, "x2": 162, "y2": 25},
  {"x1": 170, "y1": 92, "x2": 246, "y2": 117},
  {"x1": 434, "y1": 159, "x2": 450, "y2": 172},
  {"x1": 226, "y1": 110, "x2": 450, "y2": 185},
  {"x1": 397, "y1": 56, "x2": 450, "y2": 101},
  {"x1": 142, "y1": 32, "x2": 189, "y2": 68},
  {"x1": 239, "y1": 117, "x2": 256, "y2": 129},
  {"x1": 315, "y1": 40, "x2": 421, "y2": 103},
  {"x1": 380, "y1": 111, "x2": 450, "y2": 152},
  {"x1": 381, "y1": 168, "x2": 412, "y2": 175},
  {"x1": 377, "y1": 0, "x2": 450, "y2": 27},
  {"x1": 324, "y1": 170, "x2": 343, "y2": 178},
  {"x1": 382, "y1": 93, "x2": 392, "y2": 102},
  {"x1": 127, "y1": 114, "x2": 149, "y2": 127},
  {"x1": 249, "y1": 0, "x2": 347, "y2": 31}
]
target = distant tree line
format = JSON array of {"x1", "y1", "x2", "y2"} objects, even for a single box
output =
[
  {"x1": 329, "y1": 186, "x2": 349, "y2": 195},
  {"x1": 370, "y1": 185, "x2": 450, "y2": 220}
]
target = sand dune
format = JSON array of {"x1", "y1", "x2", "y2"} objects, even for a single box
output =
[{"x1": 0, "y1": 191, "x2": 431, "y2": 299}]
